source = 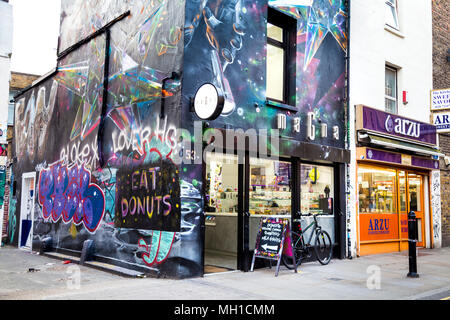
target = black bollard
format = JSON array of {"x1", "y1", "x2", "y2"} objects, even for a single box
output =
[{"x1": 407, "y1": 211, "x2": 419, "y2": 278}]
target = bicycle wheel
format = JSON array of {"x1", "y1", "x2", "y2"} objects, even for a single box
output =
[
  {"x1": 282, "y1": 232, "x2": 302, "y2": 269},
  {"x1": 314, "y1": 230, "x2": 332, "y2": 265}
]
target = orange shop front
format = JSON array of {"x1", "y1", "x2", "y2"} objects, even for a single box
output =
[{"x1": 355, "y1": 106, "x2": 441, "y2": 256}]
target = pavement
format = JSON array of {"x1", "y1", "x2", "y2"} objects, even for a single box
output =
[{"x1": 0, "y1": 245, "x2": 450, "y2": 300}]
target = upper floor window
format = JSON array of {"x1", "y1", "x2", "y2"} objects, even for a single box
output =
[
  {"x1": 266, "y1": 8, "x2": 296, "y2": 106},
  {"x1": 385, "y1": 66, "x2": 398, "y2": 114},
  {"x1": 385, "y1": 0, "x2": 399, "y2": 30}
]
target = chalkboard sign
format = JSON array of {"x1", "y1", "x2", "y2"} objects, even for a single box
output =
[{"x1": 251, "y1": 218, "x2": 297, "y2": 276}]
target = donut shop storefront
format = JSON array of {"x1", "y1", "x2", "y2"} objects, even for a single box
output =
[{"x1": 355, "y1": 105, "x2": 441, "y2": 256}]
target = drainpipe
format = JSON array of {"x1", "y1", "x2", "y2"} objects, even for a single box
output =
[
  {"x1": 98, "y1": 29, "x2": 111, "y2": 168},
  {"x1": 346, "y1": 0, "x2": 353, "y2": 260}
]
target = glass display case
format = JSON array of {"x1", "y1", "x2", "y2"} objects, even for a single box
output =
[
  {"x1": 249, "y1": 159, "x2": 292, "y2": 216},
  {"x1": 300, "y1": 164, "x2": 334, "y2": 215}
]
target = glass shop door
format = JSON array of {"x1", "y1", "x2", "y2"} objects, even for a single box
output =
[
  {"x1": 204, "y1": 152, "x2": 240, "y2": 273},
  {"x1": 407, "y1": 173, "x2": 425, "y2": 248}
]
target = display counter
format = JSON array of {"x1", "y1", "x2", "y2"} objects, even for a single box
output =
[{"x1": 205, "y1": 212, "x2": 238, "y2": 254}]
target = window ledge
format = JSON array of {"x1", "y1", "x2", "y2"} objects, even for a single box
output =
[
  {"x1": 384, "y1": 25, "x2": 405, "y2": 38},
  {"x1": 266, "y1": 99, "x2": 298, "y2": 113}
]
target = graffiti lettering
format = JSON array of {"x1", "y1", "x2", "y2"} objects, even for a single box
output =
[
  {"x1": 115, "y1": 165, "x2": 180, "y2": 231},
  {"x1": 138, "y1": 231, "x2": 175, "y2": 267},
  {"x1": 111, "y1": 115, "x2": 177, "y2": 159},
  {"x1": 60, "y1": 138, "x2": 99, "y2": 170},
  {"x1": 38, "y1": 162, "x2": 105, "y2": 233}
]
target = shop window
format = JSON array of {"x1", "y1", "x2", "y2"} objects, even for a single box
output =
[
  {"x1": 385, "y1": 66, "x2": 398, "y2": 114},
  {"x1": 205, "y1": 153, "x2": 239, "y2": 214},
  {"x1": 385, "y1": 0, "x2": 399, "y2": 30},
  {"x1": 266, "y1": 8, "x2": 296, "y2": 105},
  {"x1": 300, "y1": 164, "x2": 334, "y2": 215},
  {"x1": 249, "y1": 158, "x2": 291, "y2": 216},
  {"x1": 358, "y1": 166, "x2": 397, "y2": 214}
]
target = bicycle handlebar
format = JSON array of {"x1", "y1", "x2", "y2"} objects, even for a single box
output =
[{"x1": 298, "y1": 212, "x2": 330, "y2": 217}]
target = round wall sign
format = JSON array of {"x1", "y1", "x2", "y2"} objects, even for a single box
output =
[{"x1": 193, "y1": 83, "x2": 225, "y2": 120}]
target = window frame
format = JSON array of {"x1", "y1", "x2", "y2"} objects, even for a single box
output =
[
  {"x1": 266, "y1": 7, "x2": 297, "y2": 108},
  {"x1": 385, "y1": 66, "x2": 398, "y2": 114},
  {"x1": 385, "y1": 0, "x2": 400, "y2": 30}
]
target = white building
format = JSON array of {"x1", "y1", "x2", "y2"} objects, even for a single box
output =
[
  {"x1": 348, "y1": 0, "x2": 440, "y2": 257},
  {"x1": 0, "y1": 0, "x2": 13, "y2": 242},
  {"x1": 0, "y1": 0, "x2": 13, "y2": 145}
]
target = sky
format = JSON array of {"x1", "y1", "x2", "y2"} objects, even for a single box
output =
[{"x1": 9, "y1": 0, "x2": 61, "y2": 76}]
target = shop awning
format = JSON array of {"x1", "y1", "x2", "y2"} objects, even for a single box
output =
[{"x1": 358, "y1": 132, "x2": 444, "y2": 158}]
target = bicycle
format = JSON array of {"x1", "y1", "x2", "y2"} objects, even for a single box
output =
[{"x1": 282, "y1": 213, "x2": 333, "y2": 269}]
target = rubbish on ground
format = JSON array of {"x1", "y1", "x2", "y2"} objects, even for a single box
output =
[
  {"x1": 28, "y1": 268, "x2": 40, "y2": 273},
  {"x1": 62, "y1": 260, "x2": 71, "y2": 265}
]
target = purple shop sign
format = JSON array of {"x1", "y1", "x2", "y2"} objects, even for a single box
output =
[
  {"x1": 365, "y1": 148, "x2": 439, "y2": 170},
  {"x1": 366, "y1": 149, "x2": 401, "y2": 164},
  {"x1": 411, "y1": 157, "x2": 440, "y2": 170},
  {"x1": 357, "y1": 105, "x2": 437, "y2": 146}
]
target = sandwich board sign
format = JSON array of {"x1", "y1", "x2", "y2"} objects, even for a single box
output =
[{"x1": 250, "y1": 218, "x2": 297, "y2": 277}]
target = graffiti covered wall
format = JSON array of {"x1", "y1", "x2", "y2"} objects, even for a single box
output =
[
  {"x1": 179, "y1": 0, "x2": 348, "y2": 273},
  {"x1": 182, "y1": 0, "x2": 348, "y2": 147},
  {"x1": 11, "y1": 0, "x2": 348, "y2": 278},
  {"x1": 11, "y1": 0, "x2": 187, "y2": 277}
]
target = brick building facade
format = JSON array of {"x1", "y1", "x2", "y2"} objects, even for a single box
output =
[
  {"x1": 1, "y1": 72, "x2": 39, "y2": 243},
  {"x1": 433, "y1": 0, "x2": 450, "y2": 247}
]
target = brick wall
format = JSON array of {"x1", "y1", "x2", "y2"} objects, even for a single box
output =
[
  {"x1": 1, "y1": 168, "x2": 9, "y2": 241},
  {"x1": 433, "y1": 0, "x2": 450, "y2": 247},
  {"x1": 439, "y1": 135, "x2": 450, "y2": 246},
  {"x1": 9, "y1": 72, "x2": 40, "y2": 91}
]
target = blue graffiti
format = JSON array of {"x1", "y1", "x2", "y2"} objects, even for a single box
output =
[{"x1": 38, "y1": 162, "x2": 105, "y2": 233}]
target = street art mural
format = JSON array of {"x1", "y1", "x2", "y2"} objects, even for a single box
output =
[
  {"x1": 115, "y1": 164, "x2": 180, "y2": 231},
  {"x1": 431, "y1": 170, "x2": 442, "y2": 246},
  {"x1": 138, "y1": 231, "x2": 176, "y2": 267},
  {"x1": 10, "y1": 0, "x2": 348, "y2": 278},
  {"x1": 0, "y1": 144, "x2": 7, "y2": 157},
  {"x1": 183, "y1": 0, "x2": 347, "y2": 148},
  {"x1": 38, "y1": 162, "x2": 106, "y2": 233}
]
